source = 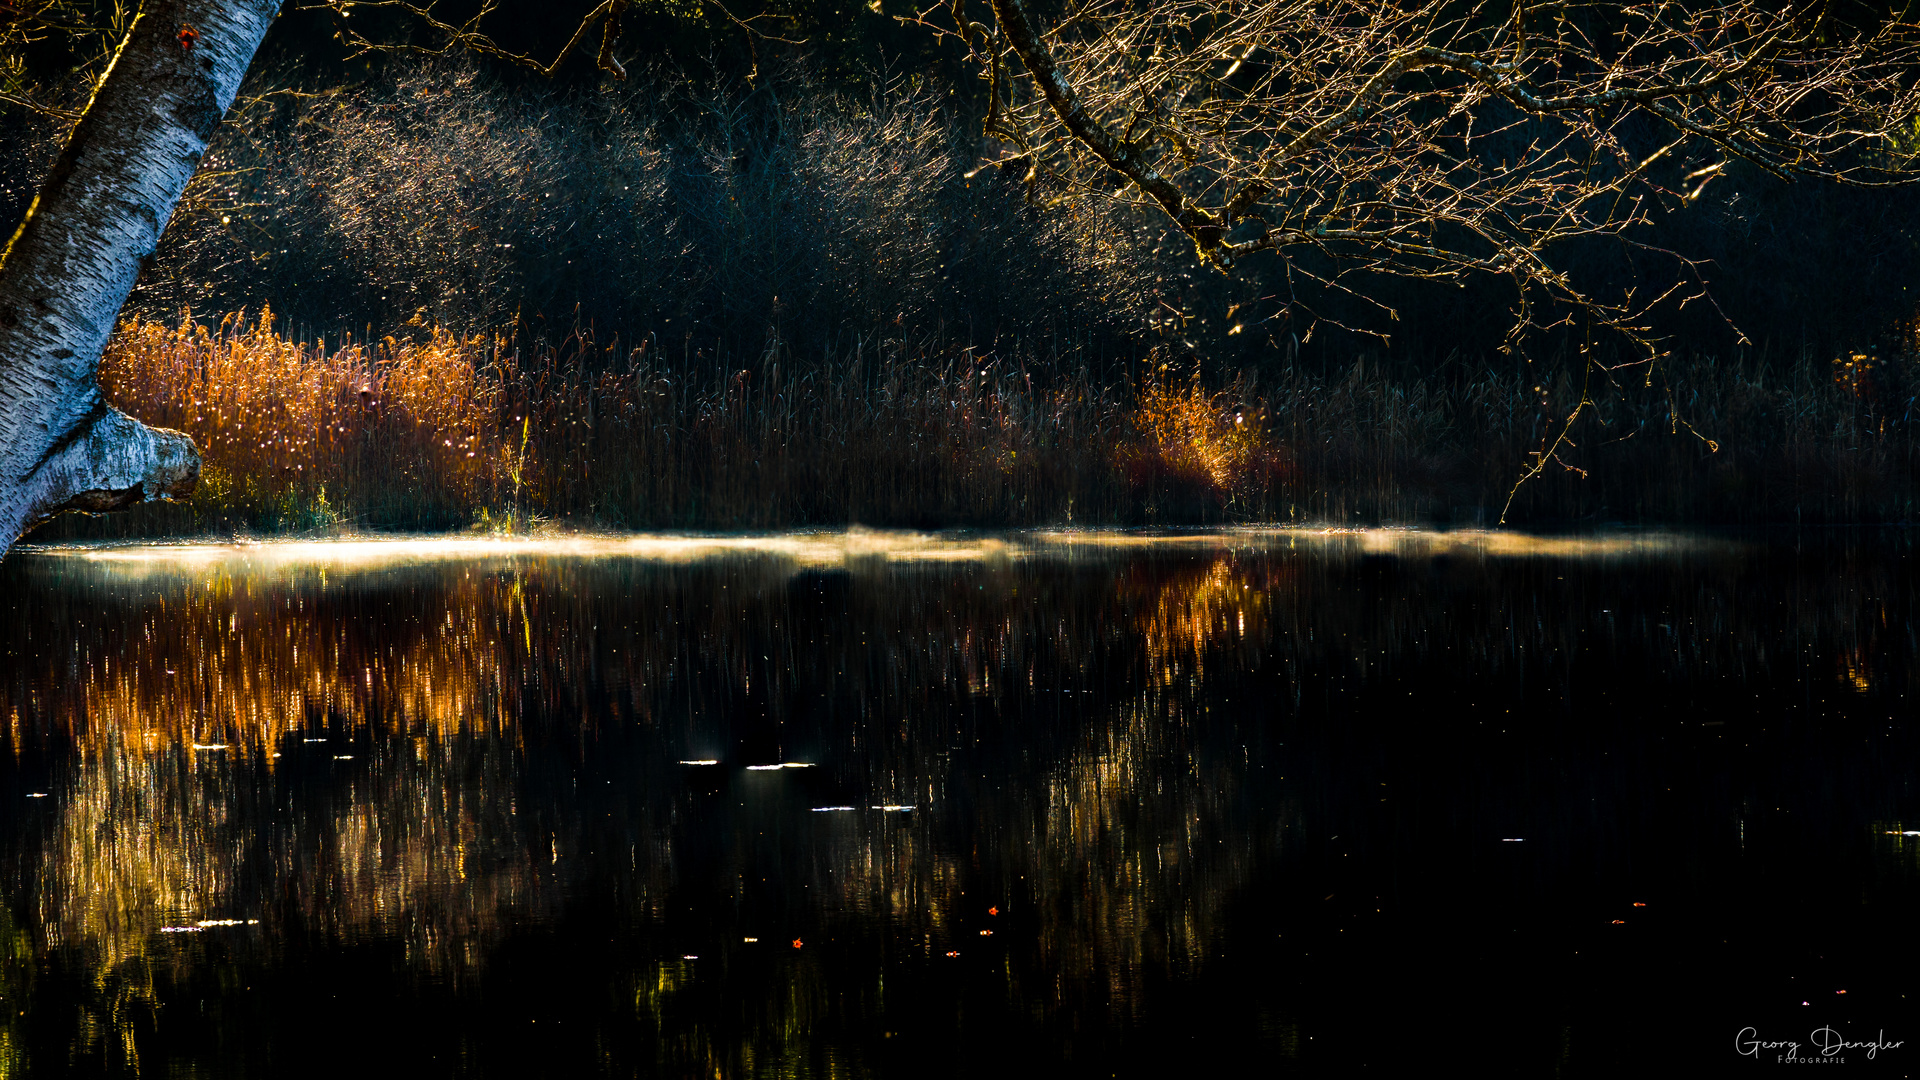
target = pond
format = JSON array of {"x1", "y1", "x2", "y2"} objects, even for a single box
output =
[{"x1": 0, "y1": 529, "x2": 1914, "y2": 1076}]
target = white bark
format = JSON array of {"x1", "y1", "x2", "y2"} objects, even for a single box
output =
[{"x1": 0, "y1": 0, "x2": 280, "y2": 552}]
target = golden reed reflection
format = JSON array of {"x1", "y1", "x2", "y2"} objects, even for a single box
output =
[
  {"x1": 2, "y1": 542, "x2": 1298, "y2": 1062},
  {"x1": 45, "y1": 733, "x2": 536, "y2": 975},
  {"x1": 1126, "y1": 553, "x2": 1276, "y2": 688},
  {"x1": 56, "y1": 566, "x2": 528, "y2": 754},
  {"x1": 0, "y1": 530, "x2": 1903, "y2": 1075},
  {"x1": 2, "y1": 559, "x2": 578, "y2": 987},
  {"x1": 780, "y1": 552, "x2": 1284, "y2": 1021}
]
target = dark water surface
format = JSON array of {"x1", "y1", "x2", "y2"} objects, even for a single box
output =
[{"x1": 0, "y1": 529, "x2": 1916, "y2": 1077}]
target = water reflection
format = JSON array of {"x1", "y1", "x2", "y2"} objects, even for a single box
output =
[
  {"x1": 47, "y1": 729, "x2": 534, "y2": 975},
  {"x1": 0, "y1": 529, "x2": 1915, "y2": 1075}
]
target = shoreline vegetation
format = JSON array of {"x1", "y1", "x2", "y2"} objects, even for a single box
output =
[
  {"x1": 5, "y1": 43, "x2": 1920, "y2": 545},
  {"x1": 22, "y1": 308, "x2": 1920, "y2": 543}
]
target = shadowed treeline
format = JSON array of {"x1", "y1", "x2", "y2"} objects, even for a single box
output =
[
  {"x1": 16, "y1": 52, "x2": 1904, "y2": 377},
  {"x1": 127, "y1": 62, "x2": 1166, "y2": 365},
  {"x1": 4, "y1": 52, "x2": 1918, "y2": 535}
]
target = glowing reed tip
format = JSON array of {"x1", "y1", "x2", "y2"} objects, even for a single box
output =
[
  {"x1": 192, "y1": 743, "x2": 229, "y2": 751},
  {"x1": 332, "y1": 755, "x2": 354, "y2": 760},
  {"x1": 747, "y1": 763, "x2": 815, "y2": 771},
  {"x1": 678, "y1": 759, "x2": 720, "y2": 766},
  {"x1": 24, "y1": 793, "x2": 47, "y2": 798},
  {"x1": 742, "y1": 938, "x2": 758, "y2": 943},
  {"x1": 871, "y1": 805, "x2": 915, "y2": 812},
  {"x1": 811, "y1": 806, "x2": 858, "y2": 812},
  {"x1": 1500, "y1": 838, "x2": 1524, "y2": 842}
]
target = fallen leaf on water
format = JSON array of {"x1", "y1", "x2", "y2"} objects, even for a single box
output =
[
  {"x1": 791, "y1": 939, "x2": 803, "y2": 949},
  {"x1": 988, "y1": 907, "x2": 999, "y2": 916}
]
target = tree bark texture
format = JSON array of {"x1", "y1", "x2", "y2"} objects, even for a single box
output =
[{"x1": 0, "y1": 0, "x2": 280, "y2": 552}]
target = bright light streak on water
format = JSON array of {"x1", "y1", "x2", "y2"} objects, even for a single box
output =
[{"x1": 20, "y1": 526, "x2": 1718, "y2": 577}]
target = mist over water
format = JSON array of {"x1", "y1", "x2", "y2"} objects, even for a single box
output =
[{"x1": 0, "y1": 530, "x2": 1915, "y2": 1076}]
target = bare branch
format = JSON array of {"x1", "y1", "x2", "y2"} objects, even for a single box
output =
[
  {"x1": 941, "y1": 0, "x2": 1920, "y2": 332},
  {"x1": 297, "y1": 0, "x2": 635, "y2": 78},
  {"x1": 929, "y1": 0, "x2": 1920, "y2": 507}
]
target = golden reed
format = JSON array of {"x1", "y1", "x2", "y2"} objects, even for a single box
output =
[
  {"x1": 66, "y1": 309, "x2": 1920, "y2": 535},
  {"x1": 94, "y1": 309, "x2": 1153, "y2": 531},
  {"x1": 101, "y1": 308, "x2": 512, "y2": 529}
]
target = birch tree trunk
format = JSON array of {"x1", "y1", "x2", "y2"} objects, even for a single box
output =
[{"x1": 0, "y1": 0, "x2": 280, "y2": 553}]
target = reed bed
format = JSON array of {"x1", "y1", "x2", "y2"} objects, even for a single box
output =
[
  {"x1": 98, "y1": 309, "x2": 509, "y2": 530},
  {"x1": 34, "y1": 311, "x2": 1920, "y2": 540},
  {"x1": 88, "y1": 311, "x2": 1133, "y2": 533}
]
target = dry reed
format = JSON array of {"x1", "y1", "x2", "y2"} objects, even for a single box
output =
[
  {"x1": 36, "y1": 310, "x2": 1920, "y2": 540},
  {"x1": 89, "y1": 311, "x2": 1135, "y2": 533},
  {"x1": 100, "y1": 307, "x2": 512, "y2": 529}
]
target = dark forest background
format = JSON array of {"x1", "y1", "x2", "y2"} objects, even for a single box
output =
[
  {"x1": 3, "y1": 1, "x2": 1920, "y2": 529},
  {"x1": 5, "y1": 0, "x2": 1913, "y2": 371}
]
